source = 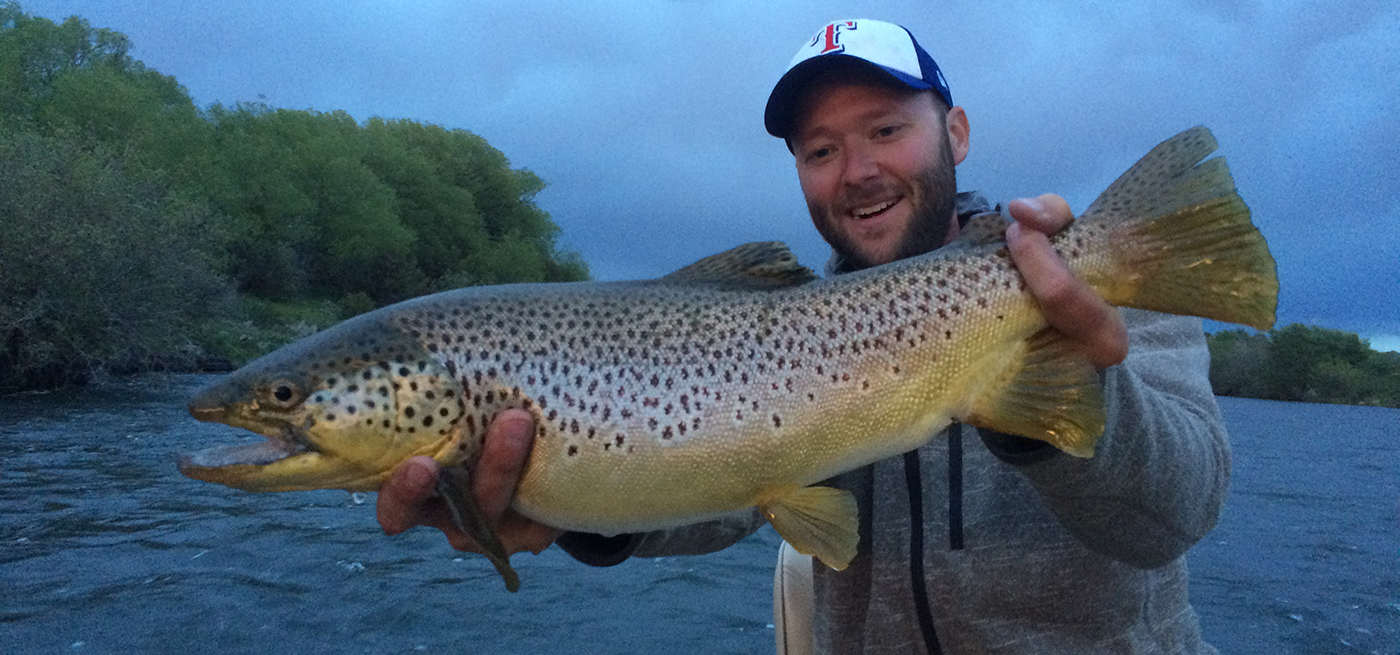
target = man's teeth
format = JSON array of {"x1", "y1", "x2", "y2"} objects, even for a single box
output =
[{"x1": 853, "y1": 200, "x2": 895, "y2": 218}]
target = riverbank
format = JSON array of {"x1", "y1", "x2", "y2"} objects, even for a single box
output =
[{"x1": 0, "y1": 296, "x2": 350, "y2": 393}]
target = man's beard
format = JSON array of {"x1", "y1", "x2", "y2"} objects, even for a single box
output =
[{"x1": 816, "y1": 138, "x2": 958, "y2": 272}]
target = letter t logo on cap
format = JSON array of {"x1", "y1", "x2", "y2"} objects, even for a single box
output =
[{"x1": 812, "y1": 20, "x2": 857, "y2": 55}]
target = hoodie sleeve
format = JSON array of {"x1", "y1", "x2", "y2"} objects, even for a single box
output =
[
  {"x1": 998, "y1": 308, "x2": 1231, "y2": 568},
  {"x1": 557, "y1": 509, "x2": 767, "y2": 567}
]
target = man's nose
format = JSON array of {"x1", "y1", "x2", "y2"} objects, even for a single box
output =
[{"x1": 841, "y1": 146, "x2": 879, "y2": 185}]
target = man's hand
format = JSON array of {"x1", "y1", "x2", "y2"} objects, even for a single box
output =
[
  {"x1": 376, "y1": 408, "x2": 562, "y2": 554},
  {"x1": 1005, "y1": 194, "x2": 1128, "y2": 369}
]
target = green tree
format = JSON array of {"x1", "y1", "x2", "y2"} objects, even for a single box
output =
[
  {"x1": 0, "y1": 2, "x2": 205, "y2": 165},
  {"x1": 1206, "y1": 329, "x2": 1271, "y2": 397},
  {"x1": 1, "y1": 2, "x2": 589, "y2": 389},
  {"x1": 1209, "y1": 325, "x2": 1400, "y2": 407},
  {"x1": 1259, "y1": 324, "x2": 1374, "y2": 402},
  {"x1": 0, "y1": 130, "x2": 231, "y2": 390}
]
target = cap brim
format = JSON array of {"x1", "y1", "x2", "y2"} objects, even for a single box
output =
[{"x1": 764, "y1": 54, "x2": 934, "y2": 139}]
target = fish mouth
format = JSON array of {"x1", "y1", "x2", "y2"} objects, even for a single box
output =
[
  {"x1": 179, "y1": 430, "x2": 306, "y2": 470},
  {"x1": 180, "y1": 405, "x2": 316, "y2": 484}
]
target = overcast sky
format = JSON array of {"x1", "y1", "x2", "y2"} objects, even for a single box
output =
[{"x1": 21, "y1": 0, "x2": 1400, "y2": 349}]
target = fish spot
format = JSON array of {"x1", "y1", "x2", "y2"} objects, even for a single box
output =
[{"x1": 405, "y1": 407, "x2": 416, "y2": 419}]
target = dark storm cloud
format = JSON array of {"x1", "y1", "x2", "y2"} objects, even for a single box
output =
[{"x1": 21, "y1": 0, "x2": 1399, "y2": 345}]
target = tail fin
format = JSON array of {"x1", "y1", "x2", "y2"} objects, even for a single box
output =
[{"x1": 1082, "y1": 127, "x2": 1278, "y2": 330}]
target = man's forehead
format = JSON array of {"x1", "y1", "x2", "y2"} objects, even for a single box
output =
[{"x1": 792, "y1": 75, "x2": 935, "y2": 137}]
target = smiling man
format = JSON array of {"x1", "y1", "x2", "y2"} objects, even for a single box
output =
[
  {"x1": 783, "y1": 64, "x2": 965, "y2": 271},
  {"x1": 378, "y1": 18, "x2": 1228, "y2": 655}
]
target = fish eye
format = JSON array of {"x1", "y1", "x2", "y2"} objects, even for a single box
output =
[{"x1": 267, "y1": 380, "x2": 301, "y2": 407}]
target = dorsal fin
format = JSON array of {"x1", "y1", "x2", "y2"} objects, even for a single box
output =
[
  {"x1": 662, "y1": 242, "x2": 818, "y2": 290},
  {"x1": 946, "y1": 211, "x2": 1010, "y2": 249}
]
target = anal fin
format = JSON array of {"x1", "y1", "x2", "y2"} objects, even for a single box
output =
[
  {"x1": 438, "y1": 467, "x2": 522, "y2": 592},
  {"x1": 964, "y1": 329, "x2": 1105, "y2": 457},
  {"x1": 761, "y1": 486, "x2": 859, "y2": 571}
]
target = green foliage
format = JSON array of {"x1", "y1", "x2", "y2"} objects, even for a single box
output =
[
  {"x1": 196, "y1": 105, "x2": 590, "y2": 303},
  {"x1": 0, "y1": 129, "x2": 232, "y2": 390},
  {"x1": 1206, "y1": 329, "x2": 1271, "y2": 398},
  {"x1": 190, "y1": 297, "x2": 347, "y2": 368},
  {"x1": 0, "y1": 3, "x2": 589, "y2": 390},
  {"x1": 1207, "y1": 325, "x2": 1400, "y2": 407},
  {"x1": 0, "y1": 2, "x2": 201, "y2": 165}
]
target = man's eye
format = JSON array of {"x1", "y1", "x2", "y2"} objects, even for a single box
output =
[
  {"x1": 875, "y1": 124, "x2": 902, "y2": 138},
  {"x1": 805, "y1": 147, "x2": 833, "y2": 162}
]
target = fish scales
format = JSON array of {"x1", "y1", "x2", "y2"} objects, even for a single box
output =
[
  {"x1": 377, "y1": 245, "x2": 1038, "y2": 533},
  {"x1": 181, "y1": 127, "x2": 1278, "y2": 589}
]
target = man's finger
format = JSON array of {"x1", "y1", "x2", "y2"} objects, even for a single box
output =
[
  {"x1": 377, "y1": 455, "x2": 441, "y2": 535},
  {"x1": 1006, "y1": 219, "x2": 1128, "y2": 369},
  {"x1": 1007, "y1": 194, "x2": 1073, "y2": 234},
  {"x1": 472, "y1": 408, "x2": 537, "y2": 522}
]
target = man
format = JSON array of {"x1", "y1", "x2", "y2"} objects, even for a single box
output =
[{"x1": 378, "y1": 19, "x2": 1227, "y2": 655}]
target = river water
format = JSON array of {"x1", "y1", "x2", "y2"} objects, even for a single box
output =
[{"x1": 1, "y1": 375, "x2": 1395, "y2": 654}]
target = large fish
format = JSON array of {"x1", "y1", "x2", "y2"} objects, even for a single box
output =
[{"x1": 181, "y1": 127, "x2": 1277, "y2": 592}]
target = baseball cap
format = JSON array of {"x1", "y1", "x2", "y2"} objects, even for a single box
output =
[{"x1": 764, "y1": 19, "x2": 953, "y2": 139}]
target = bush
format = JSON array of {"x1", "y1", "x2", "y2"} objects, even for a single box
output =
[
  {"x1": 1207, "y1": 325, "x2": 1400, "y2": 407},
  {"x1": 0, "y1": 129, "x2": 232, "y2": 390}
]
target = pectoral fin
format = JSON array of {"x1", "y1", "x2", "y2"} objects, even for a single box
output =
[
  {"x1": 761, "y1": 486, "x2": 859, "y2": 571},
  {"x1": 964, "y1": 328, "x2": 1105, "y2": 457},
  {"x1": 437, "y1": 467, "x2": 522, "y2": 592}
]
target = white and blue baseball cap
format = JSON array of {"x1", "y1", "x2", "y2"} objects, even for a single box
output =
[{"x1": 764, "y1": 19, "x2": 953, "y2": 139}]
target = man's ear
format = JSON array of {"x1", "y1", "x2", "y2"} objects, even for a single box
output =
[{"x1": 947, "y1": 106, "x2": 970, "y2": 166}]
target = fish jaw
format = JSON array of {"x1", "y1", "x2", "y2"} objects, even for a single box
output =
[
  {"x1": 181, "y1": 397, "x2": 398, "y2": 492},
  {"x1": 180, "y1": 311, "x2": 473, "y2": 493}
]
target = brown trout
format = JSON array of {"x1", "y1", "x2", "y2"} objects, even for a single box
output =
[{"x1": 181, "y1": 127, "x2": 1277, "y2": 592}]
